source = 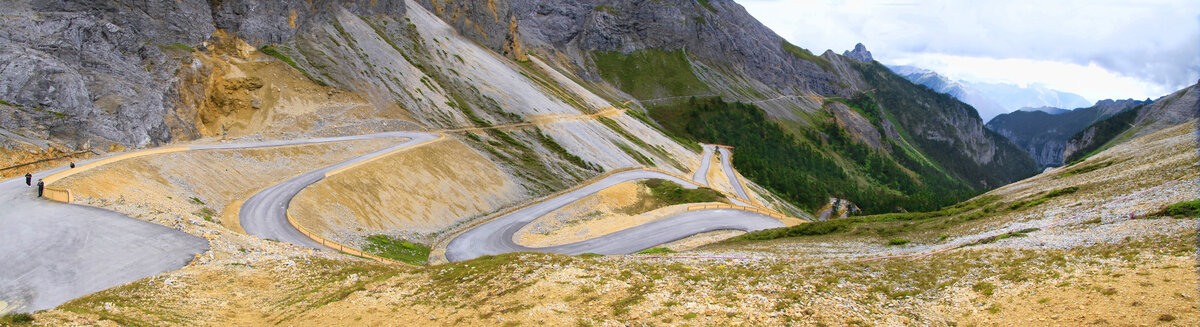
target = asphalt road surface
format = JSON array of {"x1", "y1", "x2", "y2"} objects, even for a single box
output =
[
  {"x1": 239, "y1": 132, "x2": 440, "y2": 250},
  {"x1": 444, "y1": 169, "x2": 784, "y2": 262},
  {"x1": 0, "y1": 132, "x2": 426, "y2": 313},
  {"x1": 0, "y1": 165, "x2": 208, "y2": 314},
  {"x1": 692, "y1": 144, "x2": 715, "y2": 186},
  {"x1": 718, "y1": 147, "x2": 753, "y2": 201}
]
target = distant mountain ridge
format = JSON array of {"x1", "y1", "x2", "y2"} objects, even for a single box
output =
[
  {"x1": 888, "y1": 65, "x2": 1092, "y2": 120},
  {"x1": 1064, "y1": 82, "x2": 1199, "y2": 163},
  {"x1": 1019, "y1": 106, "x2": 1070, "y2": 115},
  {"x1": 987, "y1": 99, "x2": 1146, "y2": 168}
]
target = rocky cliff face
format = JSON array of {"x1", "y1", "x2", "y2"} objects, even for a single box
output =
[
  {"x1": 1, "y1": 0, "x2": 1043, "y2": 212},
  {"x1": 988, "y1": 99, "x2": 1144, "y2": 168},
  {"x1": 842, "y1": 43, "x2": 873, "y2": 62},
  {"x1": 0, "y1": 0, "x2": 407, "y2": 150}
]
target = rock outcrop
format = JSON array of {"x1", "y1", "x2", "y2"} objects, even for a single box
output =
[
  {"x1": 842, "y1": 43, "x2": 873, "y2": 62},
  {"x1": 0, "y1": 0, "x2": 407, "y2": 150}
]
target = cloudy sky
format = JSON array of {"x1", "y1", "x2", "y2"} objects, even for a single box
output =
[{"x1": 740, "y1": 0, "x2": 1200, "y2": 102}]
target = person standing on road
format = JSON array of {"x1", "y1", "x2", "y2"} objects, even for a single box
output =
[
  {"x1": 37, "y1": 179, "x2": 44, "y2": 197},
  {"x1": 25, "y1": 173, "x2": 32, "y2": 186}
]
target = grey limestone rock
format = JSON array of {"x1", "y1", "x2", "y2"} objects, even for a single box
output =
[{"x1": 842, "y1": 43, "x2": 873, "y2": 62}]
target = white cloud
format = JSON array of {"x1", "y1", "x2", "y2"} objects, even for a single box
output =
[
  {"x1": 740, "y1": 0, "x2": 1200, "y2": 100},
  {"x1": 886, "y1": 53, "x2": 1171, "y2": 101}
]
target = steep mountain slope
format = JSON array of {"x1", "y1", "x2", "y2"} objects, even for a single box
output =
[
  {"x1": 422, "y1": 0, "x2": 1037, "y2": 212},
  {"x1": 1065, "y1": 82, "x2": 1199, "y2": 163},
  {"x1": 987, "y1": 99, "x2": 1145, "y2": 168},
  {"x1": 1, "y1": 0, "x2": 1037, "y2": 217}
]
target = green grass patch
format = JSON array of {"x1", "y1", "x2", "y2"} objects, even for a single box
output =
[
  {"x1": 594, "y1": 5, "x2": 617, "y2": 15},
  {"x1": 259, "y1": 45, "x2": 327, "y2": 86},
  {"x1": 615, "y1": 141, "x2": 654, "y2": 166},
  {"x1": 971, "y1": 228, "x2": 1040, "y2": 246},
  {"x1": 887, "y1": 238, "x2": 910, "y2": 246},
  {"x1": 782, "y1": 40, "x2": 832, "y2": 71},
  {"x1": 730, "y1": 195, "x2": 1003, "y2": 241},
  {"x1": 696, "y1": 0, "x2": 717, "y2": 13},
  {"x1": 973, "y1": 282, "x2": 996, "y2": 296},
  {"x1": 0, "y1": 313, "x2": 34, "y2": 325},
  {"x1": 193, "y1": 207, "x2": 217, "y2": 223},
  {"x1": 535, "y1": 132, "x2": 601, "y2": 172},
  {"x1": 1009, "y1": 186, "x2": 1078, "y2": 210},
  {"x1": 597, "y1": 116, "x2": 684, "y2": 171},
  {"x1": 362, "y1": 235, "x2": 431, "y2": 265},
  {"x1": 1156, "y1": 199, "x2": 1200, "y2": 218},
  {"x1": 592, "y1": 49, "x2": 710, "y2": 99},
  {"x1": 1060, "y1": 160, "x2": 1114, "y2": 177},
  {"x1": 643, "y1": 179, "x2": 724, "y2": 205},
  {"x1": 637, "y1": 247, "x2": 676, "y2": 254},
  {"x1": 158, "y1": 42, "x2": 195, "y2": 52}
]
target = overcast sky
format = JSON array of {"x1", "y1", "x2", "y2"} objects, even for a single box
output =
[{"x1": 740, "y1": 0, "x2": 1200, "y2": 102}]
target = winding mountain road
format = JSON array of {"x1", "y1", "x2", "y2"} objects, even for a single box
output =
[
  {"x1": 0, "y1": 164, "x2": 209, "y2": 314},
  {"x1": 692, "y1": 144, "x2": 715, "y2": 186},
  {"x1": 444, "y1": 169, "x2": 784, "y2": 262},
  {"x1": 2, "y1": 119, "x2": 785, "y2": 313},
  {"x1": 718, "y1": 147, "x2": 753, "y2": 201},
  {"x1": 239, "y1": 131, "x2": 440, "y2": 249},
  {"x1": 0, "y1": 132, "x2": 428, "y2": 313}
]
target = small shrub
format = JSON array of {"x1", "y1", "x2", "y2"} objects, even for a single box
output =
[
  {"x1": 1044, "y1": 186, "x2": 1079, "y2": 198},
  {"x1": 362, "y1": 235, "x2": 431, "y2": 265},
  {"x1": 973, "y1": 282, "x2": 996, "y2": 296},
  {"x1": 643, "y1": 179, "x2": 724, "y2": 205},
  {"x1": 0, "y1": 312, "x2": 34, "y2": 325},
  {"x1": 637, "y1": 247, "x2": 676, "y2": 255},
  {"x1": 887, "y1": 238, "x2": 910, "y2": 246},
  {"x1": 1158, "y1": 314, "x2": 1176, "y2": 322},
  {"x1": 190, "y1": 197, "x2": 205, "y2": 205},
  {"x1": 1159, "y1": 199, "x2": 1200, "y2": 218}
]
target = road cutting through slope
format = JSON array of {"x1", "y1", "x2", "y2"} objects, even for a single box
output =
[
  {"x1": 444, "y1": 169, "x2": 785, "y2": 262},
  {"x1": 239, "y1": 132, "x2": 441, "y2": 249},
  {"x1": 0, "y1": 132, "x2": 426, "y2": 313},
  {"x1": 0, "y1": 161, "x2": 208, "y2": 314},
  {"x1": 718, "y1": 147, "x2": 754, "y2": 202},
  {"x1": 692, "y1": 144, "x2": 715, "y2": 186}
]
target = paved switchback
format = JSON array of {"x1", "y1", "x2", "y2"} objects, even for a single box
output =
[
  {"x1": 444, "y1": 170, "x2": 784, "y2": 262},
  {"x1": 692, "y1": 144, "x2": 715, "y2": 186},
  {"x1": 0, "y1": 165, "x2": 209, "y2": 314},
  {"x1": 0, "y1": 132, "x2": 430, "y2": 313},
  {"x1": 718, "y1": 147, "x2": 753, "y2": 201},
  {"x1": 239, "y1": 132, "x2": 440, "y2": 249}
]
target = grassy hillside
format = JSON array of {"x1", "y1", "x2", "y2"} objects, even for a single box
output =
[{"x1": 592, "y1": 49, "x2": 711, "y2": 99}]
